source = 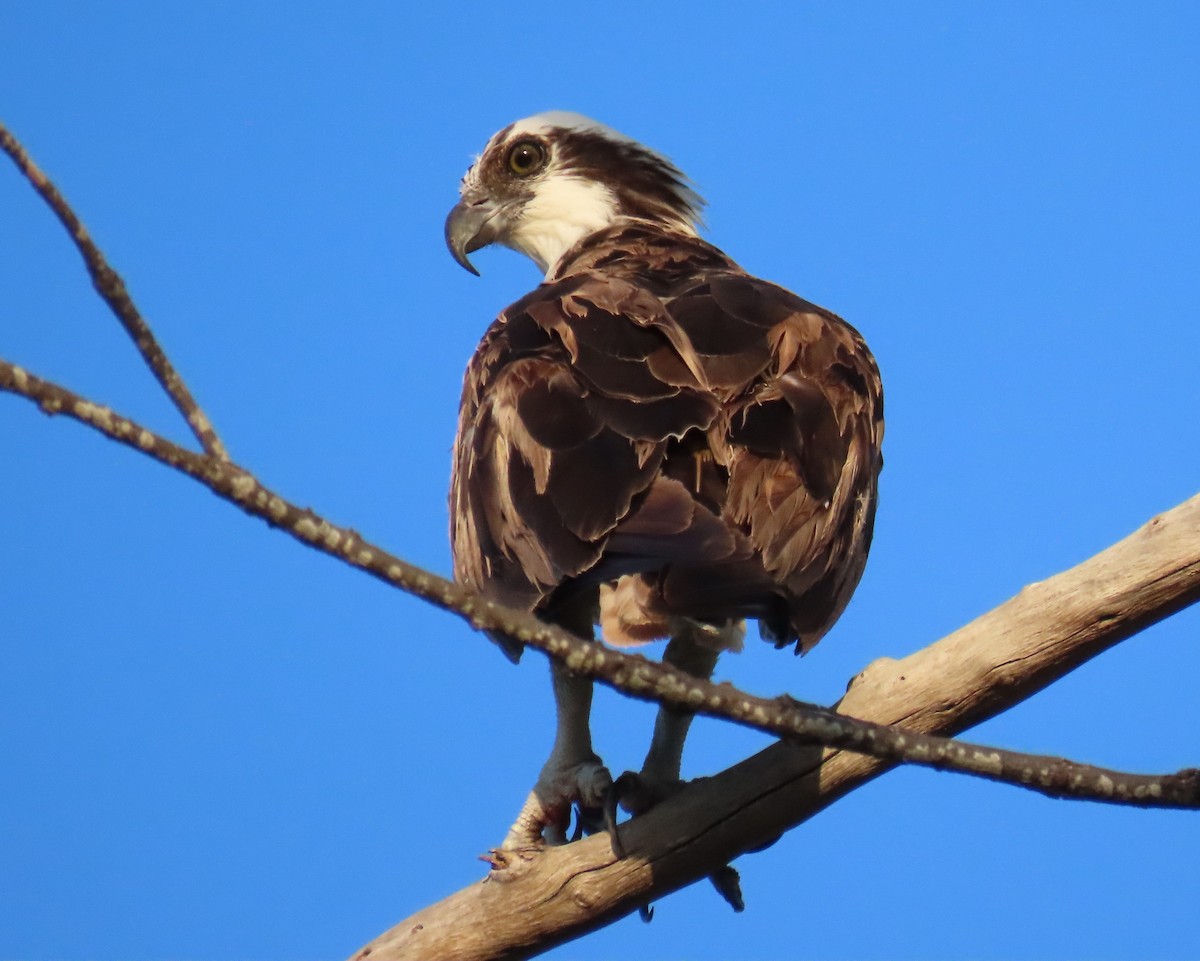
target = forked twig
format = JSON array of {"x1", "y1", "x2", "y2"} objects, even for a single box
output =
[{"x1": 0, "y1": 121, "x2": 228, "y2": 460}]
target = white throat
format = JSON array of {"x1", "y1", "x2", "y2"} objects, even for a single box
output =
[{"x1": 504, "y1": 177, "x2": 620, "y2": 276}]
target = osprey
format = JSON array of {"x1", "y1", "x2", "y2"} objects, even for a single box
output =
[{"x1": 446, "y1": 112, "x2": 884, "y2": 851}]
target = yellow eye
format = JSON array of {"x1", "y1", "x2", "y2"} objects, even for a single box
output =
[{"x1": 507, "y1": 140, "x2": 546, "y2": 177}]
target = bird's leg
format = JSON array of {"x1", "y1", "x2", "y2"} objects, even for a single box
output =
[
  {"x1": 619, "y1": 621, "x2": 731, "y2": 816},
  {"x1": 499, "y1": 596, "x2": 612, "y2": 852},
  {"x1": 619, "y1": 620, "x2": 748, "y2": 916}
]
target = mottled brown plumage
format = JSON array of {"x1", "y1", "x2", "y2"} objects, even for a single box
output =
[
  {"x1": 451, "y1": 222, "x2": 883, "y2": 654},
  {"x1": 444, "y1": 112, "x2": 883, "y2": 851}
]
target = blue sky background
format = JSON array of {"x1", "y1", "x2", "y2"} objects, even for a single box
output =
[{"x1": 3, "y1": 3, "x2": 1198, "y2": 959}]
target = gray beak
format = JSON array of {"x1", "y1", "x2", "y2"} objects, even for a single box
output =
[{"x1": 444, "y1": 193, "x2": 503, "y2": 275}]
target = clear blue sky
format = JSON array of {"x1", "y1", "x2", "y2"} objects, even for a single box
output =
[{"x1": 3, "y1": 3, "x2": 1198, "y2": 959}]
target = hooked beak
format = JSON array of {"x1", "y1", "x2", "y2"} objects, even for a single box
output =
[{"x1": 444, "y1": 192, "x2": 503, "y2": 275}]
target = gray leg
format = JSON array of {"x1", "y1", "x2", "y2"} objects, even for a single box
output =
[
  {"x1": 500, "y1": 596, "x2": 612, "y2": 850},
  {"x1": 630, "y1": 621, "x2": 748, "y2": 915},
  {"x1": 639, "y1": 631, "x2": 721, "y2": 788},
  {"x1": 623, "y1": 620, "x2": 739, "y2": 816}
]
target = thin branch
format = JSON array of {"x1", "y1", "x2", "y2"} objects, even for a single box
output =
[
  {"x1": 3, "y1": 356, "x2": 1197, "y2": 815},
  {"x1": 0, "y1": 121, "x2": 229, "y2": 460}
]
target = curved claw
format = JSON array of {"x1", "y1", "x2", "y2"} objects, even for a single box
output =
[
  {"x1": 710, "y1": 864, "x2": 745, "y2": 913},
  {"x1": 567, "y1": 779, "x2": 625, "y2": 856},
  {"x1": 603, "y1": 783, "x2": 625, "y2": 858},
  {"x1": 568, "y1": 801, "x2": 601, "y2": 843},
  {"x1": 500, "y1": 759, "x2": 614, "y2": 853}
]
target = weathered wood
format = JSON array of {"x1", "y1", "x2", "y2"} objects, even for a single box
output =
[{"x1": 352, "y1": 493, "x2": 1200, "y2": 961}]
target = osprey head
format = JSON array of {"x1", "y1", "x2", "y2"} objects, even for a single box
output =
[{"x1": 445, "y1": 112, "x2": 704, "y2": 276}]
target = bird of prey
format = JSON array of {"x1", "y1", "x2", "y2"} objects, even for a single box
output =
[{"x1": 445, "y1": 112, "x2": 884, "y2": 853}]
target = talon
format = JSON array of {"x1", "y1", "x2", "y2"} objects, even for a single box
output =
[
  {"x1": 501, "y1": 758, "x2": 614, "y2": 851},
  {"x1": 710, "y1": 864, "x2": 744, "y2": 912},
  {"x1": 639, "y1": 903, "x2": 655, "y2": 922},
  {"x1": 570, "y1": 801, "x2": 603, "y2": 838},
  {"x1": 603, "y1": 784, "x2": 625, "y2": 858},
  {"x1": 564, "y1": 777, "x2": 623, "y2": 852}
]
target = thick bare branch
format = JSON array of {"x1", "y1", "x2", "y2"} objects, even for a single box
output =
[
  {"x1": 352, "y1": 492, "x2": 1200, "y2": 961},
  {"x1": 0, "y1": 121, "x2": 228, "y2": 460}
]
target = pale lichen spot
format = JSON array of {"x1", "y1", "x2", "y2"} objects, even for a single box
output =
[
  {"x1": 230, "y1": 474, "x2": 256, "y2": 502},
  {"x1": 323, "y1": 528, "x2": 342, "y2": 551},
  {"x1": 629, "y1": 666, "x2": 653, "y2": 691},
  {"x1": 12, "y1": 365, "x2": 29, "y2": 391},
  {"x1": 295, "y1": 517, "x2": 319, "y2": 540},
  {"x1": 974, "y1": 751, "x2": 1003, "y2": 775},
  {"x1": 137, "y1": 429, "x2": 156, "y2": 451},
  {"x1": 267, "y1": 497, "x2": 288, "y2": 521},
  {"x1": 1095, "y1": 775, "x2": 1115, "y2": 797},
  {"x1": 356, "y1": 550, "x2": 374, "y2": 566},
  {"x1": 74, "y1": 400, "x2": 114, "y2": 432}
]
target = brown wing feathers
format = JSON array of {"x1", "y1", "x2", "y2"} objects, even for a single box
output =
[{"x1": 451, "y1": 224, "x2": 883, "y2": 654}]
